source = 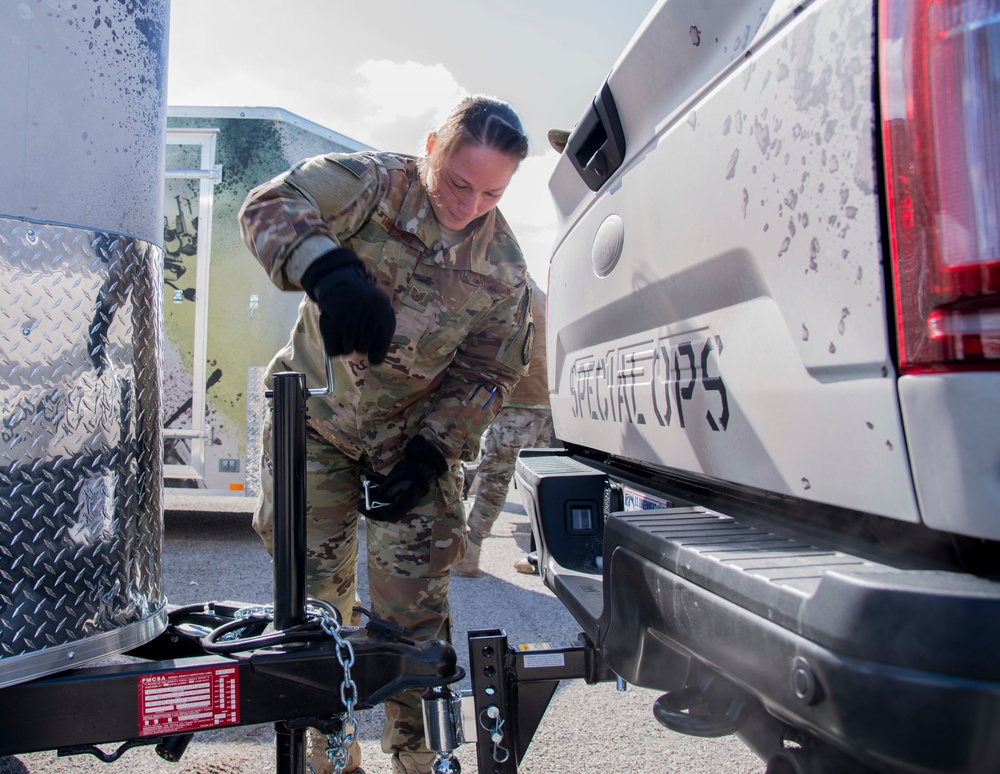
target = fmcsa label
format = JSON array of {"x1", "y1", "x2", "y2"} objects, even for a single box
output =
[{"x1": 138, "y1": 666, "x2": 240, "y2": 736}]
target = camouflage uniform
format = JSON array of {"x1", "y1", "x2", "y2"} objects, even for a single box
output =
[
  {"x1": 465, "y1": 279, "x2": 553, "y2": 544},
  {"x1": 239, "y1": 151, "x2": 532, "y2": 770}
]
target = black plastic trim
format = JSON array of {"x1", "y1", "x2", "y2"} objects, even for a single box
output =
[
  {"x1": 603, "y1": 546, "x2": 1000, "y2": 774},
  {"x1": 565, "y1": 82, "x2": 627, "y2": 192}
]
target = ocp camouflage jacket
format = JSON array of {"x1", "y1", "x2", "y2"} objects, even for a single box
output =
[{"x1": 239, "y1": 151, "x2": 532, "y2": 469}]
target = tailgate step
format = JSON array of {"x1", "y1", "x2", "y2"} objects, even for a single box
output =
[{"x1": 607, "y1": 507, "x2": 1000, "y2": 679}]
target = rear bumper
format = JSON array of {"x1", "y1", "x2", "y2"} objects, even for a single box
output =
[{"x1": 514, "y1": 449, "x2": 1000, "y2": 774}]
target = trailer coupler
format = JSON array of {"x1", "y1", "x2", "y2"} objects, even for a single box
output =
[{"x1": 0, "y1": 600, "x2": 464, "y2": 766}]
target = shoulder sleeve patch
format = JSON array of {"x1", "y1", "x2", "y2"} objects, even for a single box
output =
[
  {"x1": 521, "y1": 321, "x2": 535, "y2": 367},
  {"x1": 327, "y1": 155, "x2": 368, "y2": 178},
  {"x1": 496, "y1": 285, "x2": 534, "y2": 377}
]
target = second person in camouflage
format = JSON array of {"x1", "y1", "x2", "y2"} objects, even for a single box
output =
[{"x1": 239, "y1": 96, "x2": 533, "y2": 774}]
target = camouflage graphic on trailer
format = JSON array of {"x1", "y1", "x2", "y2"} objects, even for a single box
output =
[{"x1": 162, "y1": 112, "x2": 369, "y2": 495}]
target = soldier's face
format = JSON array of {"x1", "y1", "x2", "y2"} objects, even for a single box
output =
[{"x1": 426, "y1": 142, "x2": 519, "y2": 231}]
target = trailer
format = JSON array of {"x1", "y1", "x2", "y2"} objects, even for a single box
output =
[
  {"x1": 0, "y1": 5, "x2": 466, "y2": 773},
  {"x1": 1, "y1": 0, "x2": 171, "y2": 690},
  {"x1": 161, "y1": 107, "x2": 372, "y2": 510}
]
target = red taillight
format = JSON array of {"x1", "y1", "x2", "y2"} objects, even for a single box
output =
[{"x1": 880, "y1": 0, "x2": 1000, "y2": 372}]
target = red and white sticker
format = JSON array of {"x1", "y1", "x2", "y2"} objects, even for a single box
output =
[{"x1": 138, "y1": 666, "x2": 240, "y2": 736}]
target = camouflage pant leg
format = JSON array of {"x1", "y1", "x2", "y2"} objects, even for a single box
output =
[
  {"x1": 466, "y1": 407, "x2": 554, "y2": 542},
  {"x1": 366, "y1": 455, "x2": 466, "y2": 759},
  {"x1": 253, "y1": 419, "x2": 367, "y2": 626},
  {"x1": 256, "y1": 415, "x2": 467, "y2": 761}
]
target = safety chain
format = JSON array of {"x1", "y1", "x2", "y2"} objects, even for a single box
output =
[
  {"x1": 233, "y1": 602, "x2": 358, "y2": 774},
  {"x1": 315, "y1": 603, "x2": 359, "y2": 774},
  {"x1": 479, "y1": 704, "x2": 510, "y2": 764}
]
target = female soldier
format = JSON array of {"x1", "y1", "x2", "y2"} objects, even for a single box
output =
[{"x1": 239, "y1": 95, "x2": 533, "y2": 774}]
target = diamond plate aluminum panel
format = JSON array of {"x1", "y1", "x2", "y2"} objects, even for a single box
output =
[
  {"x1": 244, "y1": 366, "x2": 267, "y2": 500},
  {"x1": 0, "y1": 217, "x2": 166, "y2": 688}
]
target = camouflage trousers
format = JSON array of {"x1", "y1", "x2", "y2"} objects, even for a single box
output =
[
  {"x1": 466, "y1": 406, "x2": 554, "y2": 544},
  {"x1": 253, "y1": 418, "x2": 467, "y2": 765}
]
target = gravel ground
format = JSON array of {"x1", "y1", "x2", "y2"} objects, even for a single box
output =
[{"x1": 8, "y1": 485, "x2": 765, "y2": 774}]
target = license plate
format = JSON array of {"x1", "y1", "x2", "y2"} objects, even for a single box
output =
[{"x1": 622, "y1": 487, "x2": 670, "y2": 511}]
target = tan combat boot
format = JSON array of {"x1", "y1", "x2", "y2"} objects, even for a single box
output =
[
  {"x1": 512, "y1": 554, "x2": 538, "y2": 575},
  {"x1": 451, "y1": 540, "x2": 481, "y2": 576}
]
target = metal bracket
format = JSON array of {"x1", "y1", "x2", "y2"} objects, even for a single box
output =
[{"x1": 467, "y1": 628, "x2": 617, "y2": 772}]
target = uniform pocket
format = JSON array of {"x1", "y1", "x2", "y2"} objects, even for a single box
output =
[
  {"x1": 392, "y1": 276, "x2": 434, "y2": 368},
  {"x1": 420, "y1": 285, "x2": 493, "y2": 358},
  {"x1": 392, "y1": 268, "x2": 495, "y2": 368}
]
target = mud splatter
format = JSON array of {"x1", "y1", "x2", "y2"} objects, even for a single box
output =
[
  {"x1": 808, "y1": 237, "x2": 820, "y2": 271},
  {"x1": 754, "y1": 116, "x2": 771, "y2": 154},
  {"x1": 838, "y1": 307, "x2": 850, "y2": 335},
  {"x1": 726, "y1": 148, "x2": 740, "y2": 180}
]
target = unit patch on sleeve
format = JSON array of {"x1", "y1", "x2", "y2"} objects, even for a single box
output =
[
  {"x1": 521, "y1": 321, "x2": 535, "y2": 367},
  {"x1": 496, "y1": 293, "x2": 534, "y2": 377}
]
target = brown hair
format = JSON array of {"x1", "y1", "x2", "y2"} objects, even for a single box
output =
[{"x1": 419, "y1": 95, "x2": 530, "y2": 184}]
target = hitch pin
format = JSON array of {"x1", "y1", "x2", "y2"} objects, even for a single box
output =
[{"x1": 363, "y1": 478, "x2": 390, "y2": 511}]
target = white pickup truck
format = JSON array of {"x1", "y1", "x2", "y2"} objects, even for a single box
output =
[{"x1": 515, "y1": 0, "x2": 1000, "y2": 772}]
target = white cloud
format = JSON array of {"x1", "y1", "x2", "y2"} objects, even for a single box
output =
[
  {"x1": 351, "y1": 60, "x2": 468, "y2": 153},
  {"x1": 499, "y1": 150, "x2": 560, "y2": 289},
  {"x1": 517, "y1": 226, "x2": 556, "y2": 291},
  {"x1": 501, "y1": 151, "x2": 559, "y2": 229}
]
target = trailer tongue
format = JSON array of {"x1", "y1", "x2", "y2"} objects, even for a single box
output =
[{"x1": 0, "y1": 368, "x2": 466, "y2": 774}]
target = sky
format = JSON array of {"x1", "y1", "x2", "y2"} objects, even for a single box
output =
[{"x1": 166, "y1": 0, "x2": 658, "y2": 288}]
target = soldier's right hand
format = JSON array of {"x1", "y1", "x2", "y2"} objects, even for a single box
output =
[{"x1": 300, "y1": 248, "x2": 396, "y2": 364}]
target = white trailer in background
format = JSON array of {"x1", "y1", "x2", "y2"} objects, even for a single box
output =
[{"x1": 162, "y1": 107, "x2": 372, "y2": 511}]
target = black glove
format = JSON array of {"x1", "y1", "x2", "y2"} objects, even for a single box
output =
[
  {"x1": 300, "y1": 247, "x2": 396, "y2": 364},
  {"x1": 360, "y1": 435, "x2": 449, "y2": 522}
]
